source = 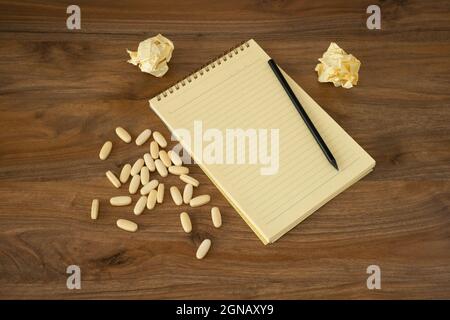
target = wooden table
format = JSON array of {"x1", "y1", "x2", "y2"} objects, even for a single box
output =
[{"x1": 0, "y1": 0, "x2": 449, "y2": 299}]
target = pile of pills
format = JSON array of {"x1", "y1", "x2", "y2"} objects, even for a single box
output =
[{"x1": 92, "y1": 127, "x2": 222, "y2": 259}]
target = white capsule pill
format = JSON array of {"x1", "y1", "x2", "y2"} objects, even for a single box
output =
[
  {"x1": 150, "y1": 141, "x2": 159, "y2": 159},
  {"x1": 180, "y1": 174, "x2": 199, "y2": 187},
  {"x1": 119, "y1": 163, "x2": 132, "y2": 183},
  {"x1": 168, "y1": 150, "x2": 182, "y2": 166},
  {"x1": 129, "y1": 174, "x2": 141, "y2": 194},
  {"x1": 190, "y1": 195, "x2": 210, "y2": 207},
  {"x1": 180, "y1": 212, "x2": 192, "y2": 233},
  {"x1": 168, "y1": 166, "x2": 189, "y2": 175},
  {"x1": 106, "y1": 170, "x2": 121, "y2": 188},
  {"x1": 91, "y1": 199, "x2": 99, "y2": 220},
  {"x1": 99, "y1": 141, "x2": 112, "y2": 160},
  {"x1": 153, "y1": 131, "x2": 167, "y2": 148},
  {"x1": 159, "y1": 150, "x2": 172, "y2": 167},
  {"x1": 155, "y1": 159, "x2": 168, "y2": 177},
  {"x1": 110, "y1": 196, "x2": 132, "y2": 206},
  {"x1": 140, "y1": 179, "x2": 159, "y2": 195},
  {"x1": 143, "y1": 153, "x2": 156, "y2": 172},
  {"x1": 170, "y1": 186, "x2": 183, "y2": 206},
  {"x1": 211, "y1": 207, "x2": 222, "y2": 228},
  {"x1": 157, "y1": 183, "x2": 165, "y2": 204},
  {"x1": 134, "y1": 195, "x2": 147, "y2": 215},
  {"x1": 135, "y1": 129, "x2": 151, "y2": 146},
  {"x1": 116, "y1": 219, "x2": 138, "y2": 232},
  {"x1": 115, "y1": 127, "x2": 131, "y2": 143},
  {"x1": 196, "y1": 239, "x2": 212, "y2": 259},
  {"x1": 131, "y1": 158, "x2": 144, "y2": 176},
  {"x1": 146, "y1": 189, "x2": 157, "y2": 210},
  {"x1": 183, "y1": 184, "x2": 193, "y2": 204},
  {"x1": 140, "y1": 166, "x2": 150, "y2": 185}
]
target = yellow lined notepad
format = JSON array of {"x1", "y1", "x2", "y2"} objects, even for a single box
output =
[{"x1": 149, "y1": 39, "x2": 375, "y2": 244}]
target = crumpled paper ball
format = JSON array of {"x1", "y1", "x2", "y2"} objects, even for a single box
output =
[
  {"x1": 315, "y1": 42, "x2": 361, "y2": 89},
  {"x1": 127, "y1": 34, "x2": 174, "y2": 77}
]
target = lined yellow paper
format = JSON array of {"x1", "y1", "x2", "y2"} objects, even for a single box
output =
[{"x1": 149, "y1": 39, "x2": 375, "y2": 244}]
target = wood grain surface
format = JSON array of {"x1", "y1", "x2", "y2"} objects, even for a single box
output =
[{"x1": 0, "y1": 0, "x2": 449, "y2": 299}]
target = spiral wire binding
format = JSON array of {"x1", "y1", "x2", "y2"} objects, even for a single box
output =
[{"x1": 156, "y1": 40, "x2": 251, "y2": 101}]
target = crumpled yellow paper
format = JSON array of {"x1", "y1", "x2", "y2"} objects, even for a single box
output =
[
  {"x1": 126, "y1": 34, "x2": 174, "y2": 77},
  {"x1": 315, "y1": 42, "x2": 361, "y2": 89}
]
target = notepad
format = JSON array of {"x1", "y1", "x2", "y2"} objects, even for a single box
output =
[{"x1": 149, "y1": 39, "x2": 375, "y2": 244}]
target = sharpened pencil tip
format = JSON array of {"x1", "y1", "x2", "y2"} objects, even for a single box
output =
[{"x1": 331, "y1": 159, "x2": 339, "y2": 171}]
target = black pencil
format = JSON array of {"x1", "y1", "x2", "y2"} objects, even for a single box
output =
[{"x1": 268, "y1": 59, "x2": 339, "y2": 170}]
